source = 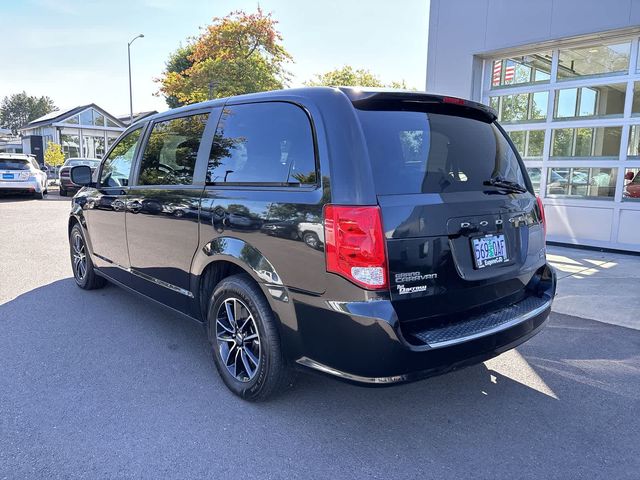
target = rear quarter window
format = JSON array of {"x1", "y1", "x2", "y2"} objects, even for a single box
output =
[
  {"x1": 356, "y1": 110, "x2": 527, "y2": 195},
  {"x1": 207, "y1": 102, "x2": 317, "y2": 185}
]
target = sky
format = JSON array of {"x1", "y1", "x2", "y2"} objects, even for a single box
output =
[{"x1": 2, "y1": 0, "x2": 429, "y2": 117}]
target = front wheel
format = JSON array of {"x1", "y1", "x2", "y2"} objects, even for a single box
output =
[
  {"x1": 70, "y1": 224, "x2": 106, "y2": 290},
  {"x1": 207, "y1": 274, "x2": 294, "y2": 401}
]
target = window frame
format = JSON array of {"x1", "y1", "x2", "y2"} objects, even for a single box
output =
[
  {"x1": 98, "y1": 125, "x2": 145, "y2": 189},
  {"x1": 129, "y1": 107, "x2": 218, "y2": 189},
  {"x1": 132, "y1": 110, "x2": 212, "y2": 188},
  {"x1": 204, "y1": 100, "x2": 320, "y2": 190}
]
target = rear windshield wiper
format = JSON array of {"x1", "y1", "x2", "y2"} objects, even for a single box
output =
[{"x1": 483, "y1": 176, "x2": 527, "y2": 193}]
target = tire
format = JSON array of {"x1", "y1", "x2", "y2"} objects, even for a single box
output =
[
  {"x1": 69, "y1": 224, "x2": 106, "y2": 290},
  {"x1": 302, "y1": 231, "x2": 321, "y2": 249},
  {"x1": 207, "y1": 274, "x2": 294, "y2": 401},
  {"x1": 33, "y1": 190, "x2": 44, "y2": 199},
  {"x1": 59, "y1": 188, "x2": 67, "y2": 197}
]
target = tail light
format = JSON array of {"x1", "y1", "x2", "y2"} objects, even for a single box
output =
[
  {"x1": 536, "y1": 196, "x2": 546, "y2": 238},
  {"x1": 60, "y1": 170, "x2": 70, "y2": 178},
  {"x1": 324, "y1": 205, "x2": 388, "y2": 290}
]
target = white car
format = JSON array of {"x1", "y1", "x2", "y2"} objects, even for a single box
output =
[{"x1": 0, "y1": 154, "x2": 48, "y2": 199}]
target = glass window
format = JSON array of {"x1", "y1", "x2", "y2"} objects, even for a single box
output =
[
  {"x1": 63, "y1": 115, "x2": 79, "y2": 125},
  {"x1": 80, "y1": 110, "x2": 93, "y2": 125},
  {"x1": 138, "y1": 114, "x2": 208, "y2": 186},
  {"x1": 491, "y1": 52, "x2": 552, "y2": 88},
  {"x1": 551, "y1": 127, "x2": 621, "y2": 158},
  {"x1": 554, "y1": 84, "x2": 625, "y2": 120},
  {"x1": 207, "y1": 102, "x2": 317, "y2": 185},
  {"x1": 356, "y1": 109, "x2": 527, "y2": 195},
  {"x1": 630, "y1": 82, "x2": 640, "y2": 115},
  {"x1": 507, "y1": 130, "x2": 545, "y2": 159},
  {"x1": 526, "y1": 167, "x2": 541, "y2": 194},
  {"x1": 100, "y1": 128, "x2": 142, "y2": 187},
  {"x1": 106, "y1": 118, "x2": 119, "y2": 128},
  {"x1": 491, "y1": 92, "x2": 548, "y2": 123},
  {"x1": 623, "y1": 168, "x2": 640, "y2": 201},
  {"x1": 558, "y1": 42, "x2": 630, "y2": 80},
  {"x1": 546, "y1": 167, "x2": 617, "y2": 199},
  {"x1": 94, "y1": 112, "x2": 105, "y2": 127},
  {"x1": 60, "y1": 133, "x2": 80, "y2": 158},
  {"x1": 627, "y1": 125, "x2": 640, "y2": 157},
  {"x1": 82, "y1": 135, "x2": 106, "y2": 159}
]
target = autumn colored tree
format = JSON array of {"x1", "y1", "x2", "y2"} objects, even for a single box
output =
[
  {"x1": 305, "y1": 65, "x2": 410, "y2": 89},
  {"x1": 44, "y1": 142, "x2": 65, "y2": 167},
  {"x1": 156, "y1": 9, "x2": 291, "y2": 106}
]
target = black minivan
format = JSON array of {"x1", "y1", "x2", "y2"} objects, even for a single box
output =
[{"x1": 68, "y1": 87, "x2": 556, "y2": 400}]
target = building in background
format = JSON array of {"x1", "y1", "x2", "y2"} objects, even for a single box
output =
[
  {"x1": 117, "y1": 110, "x2": 158, "y2": 126},
  {"x1": 19, "y1": 104, "x2": 125, "y2": 164},
  {"x1": 427, "y1": 0, "x2": 640, "y2": 252},
  {"x1": 0, "y1": 128, "x2": 22, "y2": 153}
]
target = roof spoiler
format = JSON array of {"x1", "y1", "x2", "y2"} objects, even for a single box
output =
[{"x1": 339, "y1": 88, "x2": 497, "y2": 123}]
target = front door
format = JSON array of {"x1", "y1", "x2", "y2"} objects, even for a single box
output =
[
  {"x1": 126, "y1": 111, "x2": 213, "y2": 312},
  {"x1": 83, "y1": 127, "x2": 143, "y2": 283}
]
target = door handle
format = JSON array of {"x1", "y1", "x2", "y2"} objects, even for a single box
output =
[{"x1": 127, "y1": 200, "x2": 142, "y2": 213}]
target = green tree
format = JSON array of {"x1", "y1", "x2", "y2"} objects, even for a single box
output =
[
  {"x1": 161, "y1": 44, "x2": 196, "y2": 108},
  {"x1": 156, "y1": 8, "x2": 291, "y2": 106},
  {"x1": 305, "y1": 65, "x2": 410, "y2": 89},
  {"x1": 0, "y1": 92, "x2": 56, "y2": 134}
]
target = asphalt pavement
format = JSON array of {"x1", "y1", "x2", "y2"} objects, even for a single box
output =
[{"x1": 1, "y1": 193, "x2": 639, "y2": 479}]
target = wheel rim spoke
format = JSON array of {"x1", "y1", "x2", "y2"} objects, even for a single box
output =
[
  {"x1": 72, "y1": 234, "x2": 86, "y2": 280},
  {"x1": 215, "y1": 296, "x2": 261, "y2": 383}
]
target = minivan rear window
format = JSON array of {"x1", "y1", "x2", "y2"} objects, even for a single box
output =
[{"x1": 356, "y1": 110, "x2": 527, "y2": 195}]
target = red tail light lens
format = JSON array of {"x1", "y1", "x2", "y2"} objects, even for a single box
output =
[
  {"x1": 324, "y1": 205, "x2": 388, "y2": 290},
  {"x1": 536, "y1": 196, "x2": 546, "y2": 238}
]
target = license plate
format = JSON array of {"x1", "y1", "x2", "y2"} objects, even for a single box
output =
[
  {"x1": 2, "y1": 173, "x2": 14, "y2": 180},
  {"x1": 472, "y1": 234, "x2": 508, "y2": 269}
]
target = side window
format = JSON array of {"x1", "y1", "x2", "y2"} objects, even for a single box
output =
[
  {"x1": 138, "y1": 113, "x2": 209, "y2": 186},
  {"x1": 30, "y1": 159, "x2": 40, "y2": 170},
  {"x1": 100, "y1": 128, "x2": 142, "y2": 187},
  {"x1": 207, "y1": 102, "x2": 316, "y2": 185}
]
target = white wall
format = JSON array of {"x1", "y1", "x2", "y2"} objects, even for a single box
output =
[{"x1": 427, "y1": 0, "x2": 640, "y2": 99}]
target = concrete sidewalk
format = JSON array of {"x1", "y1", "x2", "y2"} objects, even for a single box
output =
[{"x1": 547, "y1": 245, "x2": 640, "y2": 330}]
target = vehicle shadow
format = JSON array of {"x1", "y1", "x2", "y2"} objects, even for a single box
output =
[
  {"x1": 0, "y1": 191, "x2": 70, "y2": 203},
  {"x1": 1, "y1": 278, "x2": 638, "y2": 478}
]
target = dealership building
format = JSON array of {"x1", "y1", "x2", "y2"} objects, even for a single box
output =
[{"x1": 427, "y1": 0, "x2": 640, "y2": 252}]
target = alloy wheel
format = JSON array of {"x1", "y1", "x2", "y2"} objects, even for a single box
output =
[
  {"x1": 72, "y1": 232, "x2": 87, "y2": 280},
  {"x1": 215, "y1": 297, "x2": 261, "y2": 382}
]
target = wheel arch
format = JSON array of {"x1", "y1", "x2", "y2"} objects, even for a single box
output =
[{"x1": 191, "y1": 237, "x2": 292, "y2": 326}]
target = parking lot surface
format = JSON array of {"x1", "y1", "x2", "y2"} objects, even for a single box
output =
[{"x1": 1, "y1": 194, "x2": 639, "y2": 479}]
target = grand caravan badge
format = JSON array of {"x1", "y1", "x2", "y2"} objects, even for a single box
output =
[
  {"x1": 394, "y1": 271, "x2": 438, "y2": 283},
  {"x1": 394, "y1": 271, "x2": 438, "y2": 295}
]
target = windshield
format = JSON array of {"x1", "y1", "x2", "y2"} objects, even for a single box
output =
[
  {"x1": 356, "y1": 110, "x2": 527, "y2": 195},
  {"x1": 0, "y1": 159, "x2": 30, "y2": 170}
]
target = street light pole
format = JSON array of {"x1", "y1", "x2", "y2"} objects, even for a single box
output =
[{"x1": 127, "y1": 34, "x2": 144, "y2": 123}]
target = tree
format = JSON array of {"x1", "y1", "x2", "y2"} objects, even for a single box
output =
[
  {"x1": 0, "y1": 92, "x2": 56, "y2": 134},
  {"x1": 44, "y1": 142, "x2": 65, "y2": 168},
  {"x1": 163, "y1": 44, "x2": 195, "y2": 108},
  {"x1": 156, "y1": 8, "x2": 292, "y2": 106},
  {"x1": 304, "y1": 65, "x2": 410, "y2": 89}
]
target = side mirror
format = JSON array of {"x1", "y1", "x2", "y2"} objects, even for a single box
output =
[{"x1": 70, "y1": 165, "x2": 93, "y2": 186}]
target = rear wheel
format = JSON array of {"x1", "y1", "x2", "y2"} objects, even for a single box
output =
[
  {"x1": 33, "y1": 190, "x2": 44, "y2": 199},
  {"x1": 70, "y1": 224, "x2": 106, "y2": 290},
  {"x1": 207, "y1": 274, "x2": 294, "y2": 401},
  {"x1": 59, "y1": 187, "x2": 67, "y2": 197},
  {"x1": 302, "y1": 231, "x2": 321, "y2": 249}
]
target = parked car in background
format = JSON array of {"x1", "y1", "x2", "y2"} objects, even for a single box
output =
[
  {"x1": 624, "y1": 170, "x2": 640, "y2": 199},
  {"x1": 59, "y1": 158, "x2": 100, "y2": 196},
  {"x1": 0, "y1": 154, "x2": 48, "y2": 198},
  {"x1": 66, "y1": 87, "x2": 556, "y2": 401}
]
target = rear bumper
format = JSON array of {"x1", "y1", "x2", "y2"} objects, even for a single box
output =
[
  {"x1": 0, "y1": 179, "x2": 41, "y2": 193},
  {"x1": 59, "y1": 178, "x2": 79, "y2": 190},
  {"x1": 291, "y1": 264, "x2": 556, "y2": 385}
]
